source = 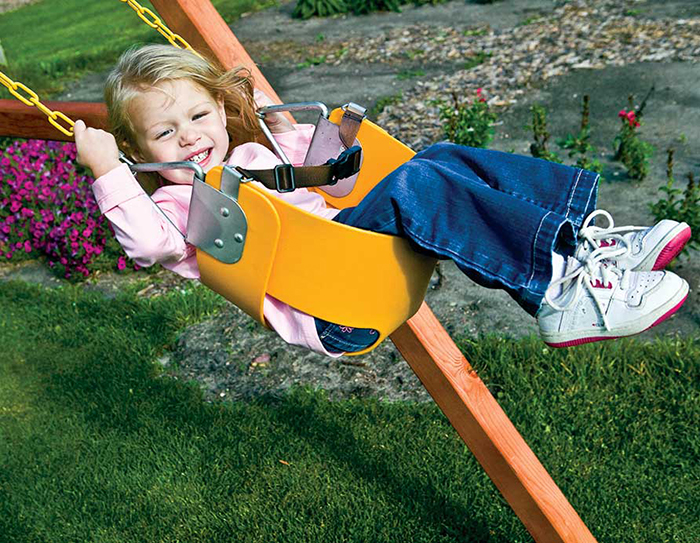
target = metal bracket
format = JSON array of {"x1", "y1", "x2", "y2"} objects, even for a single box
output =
[
  {"x1": 186, "y1": 166, "x2": 248, "y2": 264},
  {"x1": 256, "y1": 101, "x2": 330, "y2": 165}
]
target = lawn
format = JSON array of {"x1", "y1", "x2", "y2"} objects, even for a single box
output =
[
  {"x1": 0, "y1": 0, "x2": 276, "y2": 97},
  {"x1": 1, "y1": 280, "x2": 698, "y2": 542}
]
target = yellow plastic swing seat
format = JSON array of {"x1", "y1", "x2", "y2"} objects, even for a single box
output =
[{"x1": 196, "y1": 109, "x2": 437, "y2": 355}]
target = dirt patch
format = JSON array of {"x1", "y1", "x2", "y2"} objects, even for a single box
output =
[{"x1": 0, "y1": 0, "x2": 36, "y2": 14}]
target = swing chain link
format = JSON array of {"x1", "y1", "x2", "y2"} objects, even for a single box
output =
[
  {"x1": 0, "y1": 70, "x2": 75, "y2": 137},
  {"x1": 120, "y1": 0, "x2": 196, "y2": 52}
]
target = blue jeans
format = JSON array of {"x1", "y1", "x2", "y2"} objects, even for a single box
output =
[{"x1": 314, "y1": 142, "x2": 599, "y2": 353}]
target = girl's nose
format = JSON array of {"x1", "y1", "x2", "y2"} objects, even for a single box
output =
[{"x1": 180, "y1": 127, "x2": 201, "y2": 146}]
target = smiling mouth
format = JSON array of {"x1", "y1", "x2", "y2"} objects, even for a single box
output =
[{"x1": 188, "y1": 149, "x2": 211, "y2": 164}]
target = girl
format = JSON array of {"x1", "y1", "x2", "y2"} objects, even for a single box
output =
[{"x1": 74, "y1": 44, "x2": 691, "y2": 356}]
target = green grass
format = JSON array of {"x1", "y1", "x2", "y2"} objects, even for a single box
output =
[
  {"x1": 0, "y1": 0, "x2": 277, "y2": 98},
  {"x1": 1, "y1": 280, "x2": 699, "y2": 542}
]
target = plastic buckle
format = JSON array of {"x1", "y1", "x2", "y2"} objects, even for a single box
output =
[
  {"x1": 326, "y1": 146, "x2": 362, "y2": 184},
  {"x1": 274, "y1": 163, "x2": 296, "y2": 192}
]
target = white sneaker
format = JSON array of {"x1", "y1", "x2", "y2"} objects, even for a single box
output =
[
  {"x1": 576, "y1": 209, "x2": 691, "y2": 272},
  {"x1": 538, "y1": 249, "x2": 689, "y2": 347}
]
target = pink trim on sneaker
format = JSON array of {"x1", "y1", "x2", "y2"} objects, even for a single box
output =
[
  {"x1": 652, "y1": 227, "x2": 692, "y2": 270},
  {"x1": 545, "y1": 294, "x2": 688, "y2": 348}
]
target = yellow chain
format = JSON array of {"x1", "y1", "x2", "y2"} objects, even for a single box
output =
[
  {"x1": 0, "y1": 70, "x2": 75, "y2": 136},
  {"x1": 120, "y1": 0, "x2": 197, "y2": 52},
  {"x1": 0, "y1": 1, "x2": 199, "y2": 138}
]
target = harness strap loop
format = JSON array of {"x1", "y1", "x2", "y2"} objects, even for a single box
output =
[
  {"x1": 338, "y1": 102, "x2": 367, "y2": 149},
  {"x1": 236, "y1": 146, "x2": 362, "y2": 192}
]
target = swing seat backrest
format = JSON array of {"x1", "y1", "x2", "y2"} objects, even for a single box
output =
[{"x1": 196, "y1": 109, "x2": 437, "y2": 355}]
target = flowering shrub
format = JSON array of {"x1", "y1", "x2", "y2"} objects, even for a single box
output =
[
  {"x1": 436, "y1": 88, "x2": 497, "y2": 148},
  {"x1": 0, "y1": 139, "x2": 129, "y2": 279},
  {"x1": 613, "y1": 93, "x2": 654, "y2": 181}
]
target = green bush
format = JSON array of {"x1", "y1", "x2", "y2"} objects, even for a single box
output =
[
  {"x1": 292, "y1": 0, "x2": 348, "y2": 19},
  {"x1": 435, "y1": 89, "x2": 497, "y2": 148},
  {"x1": 649, "y1": 149, "x2": 699, "y2": 254},
  {"x1": 292, "y1": 0, "x2": 447, "y2": 19},
  {"x1": 528, "y1": 105, "x2": 562, "y2": 163},
  {"x1": 348, "y1": 0, "x2": 402, "y2": 15}
]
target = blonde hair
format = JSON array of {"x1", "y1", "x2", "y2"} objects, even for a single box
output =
[{"x1": 104, "y1": 44, "x2": 269, "y2": 191}]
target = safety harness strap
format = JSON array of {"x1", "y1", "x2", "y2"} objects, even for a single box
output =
[{"x1": 236, "y1": 145, "x2": 362, "y2": 193}]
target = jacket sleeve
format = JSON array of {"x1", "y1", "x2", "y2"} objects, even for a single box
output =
[
  {"x1": 90, "y1": 164, "x2": 191, "y2": 268},
  {"x1": 268, "y1": 123, "x2": 315, "y2": 166}
]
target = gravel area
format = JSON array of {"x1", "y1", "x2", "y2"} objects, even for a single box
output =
[
  {"x1": 375, "y1": 0, "x2": 700, "y2": 148},
  {"x1": 243, "y1": 0, "x2": 700, "y2": 149}
]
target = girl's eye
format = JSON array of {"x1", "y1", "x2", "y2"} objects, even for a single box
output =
[
  {"x1": 193, "y1": 111, "x2": 208, "y2": 121},
  {"x1": 156, "y1": 129, "x2": 172, "y2": 140}
]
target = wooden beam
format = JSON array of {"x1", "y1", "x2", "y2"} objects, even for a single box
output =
[
  {"x1": 393, "y1": 304, "x2": 597, "y2": 542},
  {"x1": 152, "y1": 1, "x2": 599, "y2": 541},
  {"x1": 149, "y1": 0, "x2": 281, "y2": 106},
  {"x1": 0, "y1": 99, "x2": 107, "y2": 141}
]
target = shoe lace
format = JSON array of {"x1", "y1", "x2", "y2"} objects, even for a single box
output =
[
  {"x1": 578, "y1": 209, "x2": 646, "y2": 257},
  {"x1": 544, "y1": 242, "x2": 631, "y2": 331}
]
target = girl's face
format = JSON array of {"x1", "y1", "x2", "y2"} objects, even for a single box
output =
[{"x1": 130, "y1": 78, "x2": 229, "y2": 185}]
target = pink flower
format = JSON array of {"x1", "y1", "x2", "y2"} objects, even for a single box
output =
[
  {"x1": 626, "y1": 111, "x2": 640, "y2": 127},
  {"x1": 618, "y1": 109, "x2": 640, "y2": 128},
  {"x1": 117, "y1": 256, "x2": 127, "y2": 271}
]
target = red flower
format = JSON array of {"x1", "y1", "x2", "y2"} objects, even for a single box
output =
[{"x1": 619, "y1": 109, "x2": 640, "y2": 128}]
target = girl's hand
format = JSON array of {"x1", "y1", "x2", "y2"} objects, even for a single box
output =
[
  {"x1": 73, "y1": 120, "x2": 122, "y2": 179},
  {"x1": 254, "y1": 89, "x2": 294, "y2": 134}
]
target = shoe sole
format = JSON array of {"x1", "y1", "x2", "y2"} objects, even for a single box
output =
[
  {"x1": 635, "y1": 224, "x2": 691, "y2": 271},
  {"x1": 651, "y1": 225, "x2": 692, "y2": 270},
  {"x1": 543, "y1": 279, "x2": 689, "y2": 348}
]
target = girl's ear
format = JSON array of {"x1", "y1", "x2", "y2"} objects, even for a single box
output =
[{"x1": 217, "y1": 95, "x2": 227, "y2": 128}]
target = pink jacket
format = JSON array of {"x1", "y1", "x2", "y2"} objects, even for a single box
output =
[{"x1": 90, "y1": 124, "x2": 342, "y2": 356}]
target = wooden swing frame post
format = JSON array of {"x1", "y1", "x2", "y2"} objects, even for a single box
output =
[{"x1": 0, "y1": 2, "x2": 597, "y2": 541}]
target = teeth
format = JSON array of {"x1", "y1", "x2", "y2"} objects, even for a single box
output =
[{"x1": 190, "y1": 150, "x2": 210, "y2": 163}]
